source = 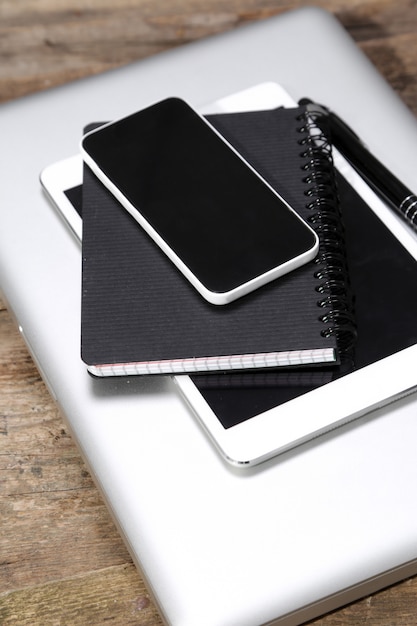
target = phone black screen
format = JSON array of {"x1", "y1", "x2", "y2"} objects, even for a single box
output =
[{"x1": 81, "y1": 98, "x2": 316, "y2": 296}]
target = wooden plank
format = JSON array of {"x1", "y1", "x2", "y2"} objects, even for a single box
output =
[
  {"x1": 0, "y1": 1, "x2": 417, "y2": 106},
  {"x1": 0, "y1": 564, "x2": 163, "y2": 626}
]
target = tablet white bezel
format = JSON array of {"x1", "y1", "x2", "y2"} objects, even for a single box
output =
[
  {"x1": 40, "y1": 154, "x2": 83, "y2": 241},
  {"x1": 40, "y1": 82, "x2": 417, "y2": 467}
]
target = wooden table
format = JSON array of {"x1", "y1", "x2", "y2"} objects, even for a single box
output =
[{"x1": 1, "y1": 1, "x2": 417, "y2": 624}]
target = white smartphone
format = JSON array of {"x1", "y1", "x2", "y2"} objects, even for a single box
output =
[{"x1": 80, "y1": 97, "x2": 318, "y2": 305}]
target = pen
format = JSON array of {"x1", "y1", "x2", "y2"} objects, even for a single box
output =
[{"x1": 299, "y1": 98, "x2": 417, "y2": 232}]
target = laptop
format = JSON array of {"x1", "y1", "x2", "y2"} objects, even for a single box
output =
[{"x1": 1, "y1": 6, "x2": 417, "y2": 625}]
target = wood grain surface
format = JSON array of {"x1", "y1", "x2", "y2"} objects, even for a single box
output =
[{"x1": 1, "y1": 1, "x2": 417, "y2": 624}]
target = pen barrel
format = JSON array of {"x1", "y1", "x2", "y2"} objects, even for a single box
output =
[
  {"x1": 399, "y1": 195, "x2": 417, "y2": 228},
  {"x1": 329, "y1": 118, "x2": 417, "y2": 231}
]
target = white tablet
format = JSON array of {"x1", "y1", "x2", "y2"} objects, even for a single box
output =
[{"x1": 41, "y1": 82, "x2": 417, "y2": 467}]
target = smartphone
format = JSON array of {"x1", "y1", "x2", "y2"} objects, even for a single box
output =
[{"x1": 80, "y1": 97, "x2": 318, "y2": 305}]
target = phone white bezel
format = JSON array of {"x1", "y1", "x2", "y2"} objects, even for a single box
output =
[
  {"x1": 79, "y1": 97, "x2": 319, "y2": 305},
  {"x1": 40, "y1": 83, "x2": 417, "y2": 467}
]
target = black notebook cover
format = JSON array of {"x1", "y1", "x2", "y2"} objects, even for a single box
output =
[{"x1": 81, "y1": 107, "x2": 352, "y2": 376}]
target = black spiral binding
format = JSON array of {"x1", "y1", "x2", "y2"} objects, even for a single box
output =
[{"x1": 296, "y1": 108, "x2": 357, "y2": 362}]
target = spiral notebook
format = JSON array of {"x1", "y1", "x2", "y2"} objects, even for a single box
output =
[{"x1": 81, "y1": 105, "x2": 356, "y2": 376}]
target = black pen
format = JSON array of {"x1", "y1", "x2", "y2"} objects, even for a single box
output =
[{"x1": 299, "y1": 98, "x2": 417, "y2": 232}]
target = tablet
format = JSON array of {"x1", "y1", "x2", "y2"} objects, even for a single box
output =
[{"x1": 41, "y1": 82, "x2": 417, "y2": 467}]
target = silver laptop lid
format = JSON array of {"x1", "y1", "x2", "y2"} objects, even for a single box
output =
[{"x1": 1, "y1": 7, "x2": 417, "y2": 626}]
